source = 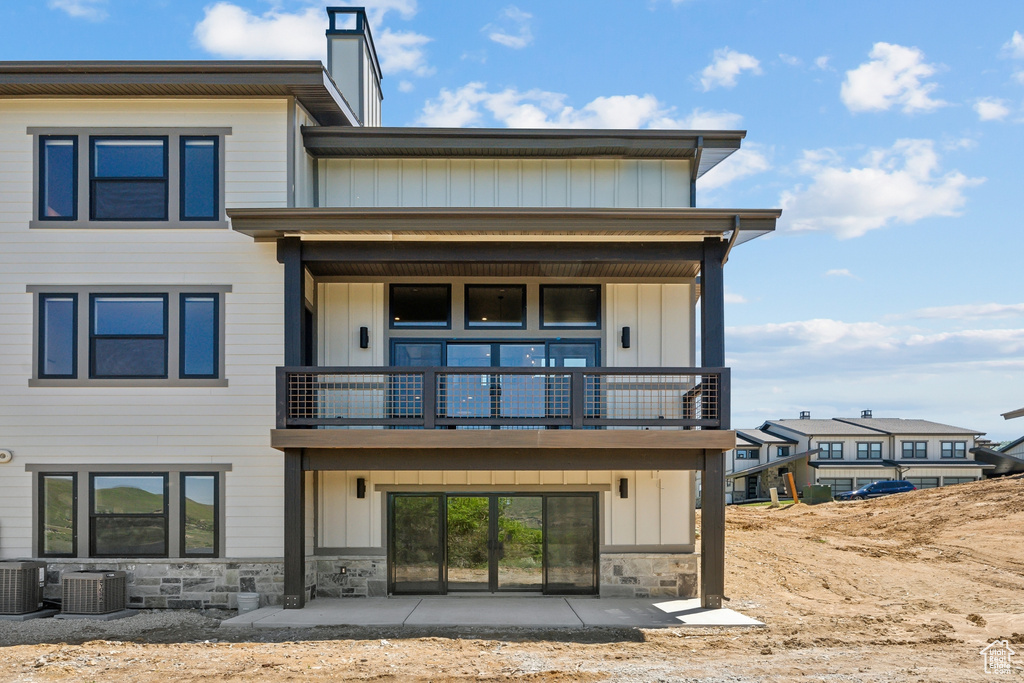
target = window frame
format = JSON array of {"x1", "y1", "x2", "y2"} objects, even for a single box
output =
[
  {"x1": 856, "y1": 442, "x2": 883, "y2": 460},
  {"x1": 38, "y1": 472, "x2": 78, "y2": 558},
  {"x1": 38, "y1": 293, "x2": 78, "y2": 379},
  {"x1": 389, "y1": 283, "x2": 452, "y2": 330},
  {"x1": 89, "y1": 135, "x2": 169, "y2": 222},
  {"x1": 179, "y1": 136, "x2": 220, "y2": 222},
  {"x1": 89, "y1": 293, "x2": 170, "y2": 380},
  {"x1": 37, "y1": 135, "x2": 79, "y2": 222},
  {"x1": 776, "y1": 446, "x2": 791, "y2": 458},
  {"x1": 464, "y1": 284, "x2": 527, "y2": 330},
  {"x1": 818, "y1": 442, "x2": 844, "y2": 460},
  {"x1": 940, "y1": 441, "x2": 967, "y2": 459},
  {"x1": 180, "y1": 472, "x2": 220, "y2": 558},
  {"x1": 29, "y1": 126, "x2": 230, "y2": 230},
  {"x1": 735, "y1": 448, "x2": 759, "y2": 460},
  {"x1": 901, "y1": 440, "x2": 928, "y2": 459},
  {"x1": 539, "y1": 284, "x2": 602, "y2": 329},
  {"x1": 179, "y1": 293, "x2": 220, "y2": 379},
  {"x1": 89, "y1": 472, "x2": 170, "y2": 559}
]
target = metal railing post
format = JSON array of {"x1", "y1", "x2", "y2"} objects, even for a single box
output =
[
  {"x1": 571, "y1": 370, "x2": 585, "y2": 429},
  {"x1": 276, "y1": 367, "x2": 289, "y2": 429},
  {"x1": 422, "y1": 369, "x2": 436, "y2": 429}
]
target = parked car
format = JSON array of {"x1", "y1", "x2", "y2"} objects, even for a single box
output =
[{"x1": 835, "y1": 480, "x2": 917, "y2": 501}]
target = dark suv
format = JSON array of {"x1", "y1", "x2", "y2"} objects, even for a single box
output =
[{"x1": 835, "y1": 480, "x2": 916, "y2": 501}]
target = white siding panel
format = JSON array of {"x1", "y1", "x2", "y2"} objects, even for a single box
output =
[{"x1": 606, "y1": 283, "x2": 695, "y2": 368}]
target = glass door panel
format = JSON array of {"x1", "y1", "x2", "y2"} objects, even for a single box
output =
[
  {"x1": 544, "y1": 495, "x2": 598, "y2": 594},
  {"x1": 497, "y1": 496, "x2": 544, "y2": 590},
  {"x1": 498, "y1": 344, "x2": 546, "y2": 420},
  {"x1": 390, "y1": 495, "x2": 443, "y2": 594},
  {"x1": 446, "y1": 496, "x2": 490, "y2": 591},
  {"x1": 445, "y1": 344, "x2": 492, "y2": 420},
  {"x1": 390, "y1": 342, "x2": 442, "y2": 421}
]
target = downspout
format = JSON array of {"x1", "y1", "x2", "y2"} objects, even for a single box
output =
[{"x1": 722, "y1": 214, "x2": 741, "y2": 266}]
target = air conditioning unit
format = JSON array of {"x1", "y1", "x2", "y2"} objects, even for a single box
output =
[
  {"x1": 0, "y1": 561, "x2": 46, "y2": 615},
  {"x1": 61, "y1": 570, "x2": 127, "y2": 615}
]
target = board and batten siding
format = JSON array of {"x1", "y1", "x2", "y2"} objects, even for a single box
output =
[
  {"x1": 318, "y1": 159, "x2": 691, "y2": 208},
  {"x1": 316, "y1": 470, "x2": 694, "y2": 549},
  {"x1": 0, "y1": 99, "x2": 290, "y2": 559}
]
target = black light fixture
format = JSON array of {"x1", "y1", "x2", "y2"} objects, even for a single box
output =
[
  {"x1": 359, "y1": 326, "x2": 369, "y2": 349},
  {"x1": 619, "y1": 477, "x2": 629, "y2": 499},
  {"x1": 621, "y1": 326, "x2": 631, "y2": 349},
  {"x1": 356, "y1": 477, "x2": 366, "y2": 498}
]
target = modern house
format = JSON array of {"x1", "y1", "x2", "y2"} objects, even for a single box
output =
[
  {"x1": 971, "y1": 436, "x2": 1024, "y2": 477},
  {"x1": 726, "y1": 411, "x2": 991, "y2": 502},
  {"x1": 0, "y1": 8, "x2": 779, "y2": 611}
]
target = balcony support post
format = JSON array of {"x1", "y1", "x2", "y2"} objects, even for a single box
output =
[
  {"x1": 700, "y1": 448, "x2": 726, "y2": 608},
  {"x1": 701, "y1": 237, "x2": 726, "y2": 369},
  {"x1": 278, "y1": 237, "x2": 304, "y2": 367},
  {"x1": 283, "y1": 448, "x2": 306, "y2": 609}
]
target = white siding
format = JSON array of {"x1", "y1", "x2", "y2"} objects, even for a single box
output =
[
  {"x1": 317, "y1": 283, "x2": 385, "y2": 366},
  {"x1": 317, "y1": 470, "x2": 695, "y2": 548},
  {"x1": 319, "y1": 159, "x2": 691, "y2": 208},
  {"x1": 604, "y1": 283, "x2": 695, "y2": 367},
  {"x1": 0, "y1": 99, "x2": 289, "y2": 559},
  {"x1": 293, "y1": 103, "x2": 318, "y2": 208}
]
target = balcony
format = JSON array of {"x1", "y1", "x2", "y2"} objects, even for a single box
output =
[{"x1": 276, "y1": 366, "x2": 729, "y2": 431}]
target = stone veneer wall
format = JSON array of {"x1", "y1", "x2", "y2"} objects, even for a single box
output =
[
  {"x1": 313, "y1": 555, "x2": 387, "y2": 597},
  {"x1": 599, "y1": 553, "x2": 697, "y2": 598},
  {"x1": 41, "y1": 559, "x2": 320, "y2": 610}
]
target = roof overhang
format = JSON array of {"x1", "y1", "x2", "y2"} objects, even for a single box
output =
[
  {"x1": 726, "y1": 448, "x2": 820, "y2": 478},
  {"x1": 0, "y1": 61, "x2": 356, "y2": 126},
  {"x1": 302, "y1": 127, "x2": 744, "y2": 178},
  {"x1": 971, "y1": 447, "x2": 1024, "y2": 476},
  {"x1": 1003, "y1": 407, "x2": 1024, "y2": 420},
  {"x1": 809, "y1": 460, "x2": 993, "y2": 469},
  {"x1": 228, "y1": 207, "x2": 780, "y2": 242}
]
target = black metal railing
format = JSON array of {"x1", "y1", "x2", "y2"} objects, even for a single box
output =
[{"x1": 277, "y1": 366, "x2": 729, "y2": 430}]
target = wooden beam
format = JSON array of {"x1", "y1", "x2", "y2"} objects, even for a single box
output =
[
  {"x1": 701, "y1": 237, "x2": 727, "y2": 368},
  {"x1": 277, "y1": 237, "x2": 304, "y2": 367},
  {"x1": 283, "y1": 449, "x2": 305, "y2": 609},
  {"x1": 700, "y1": 449, "x2": 726, "y2": 609}
]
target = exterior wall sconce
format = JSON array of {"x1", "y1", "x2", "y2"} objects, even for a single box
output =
[
  {"x1": 356, "y1": 477, "x2": 366, "y2": 498},
  {"x1": 619, "y1": 477, "x2": 629, "y2": 498},
  {"x1": 359, "y1": 326, "x2": 369, "y2": 349},
  {"x1": 621, "y1": 326, "x2": 631, "y2": 349}
]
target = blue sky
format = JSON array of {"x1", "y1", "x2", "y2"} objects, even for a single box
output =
[{"x1": 6, "y1": 0, "x2": 1023, "y2": 440}]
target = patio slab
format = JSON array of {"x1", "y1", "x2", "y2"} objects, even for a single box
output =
[
  {"x1": 405, "y1": 597, "x2": 582, "y2": 628},
  {"x1": 221, "y1": 599, "x2": 421, "y2": 629}
]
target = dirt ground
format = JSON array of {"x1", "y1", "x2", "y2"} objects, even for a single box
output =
[{"x1": 2, "y1": 475, "x2": 1022, "y2": 681}]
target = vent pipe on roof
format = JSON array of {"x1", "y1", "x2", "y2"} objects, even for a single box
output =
[
  {"x1": 326, "y1": 7, "x2": 383, "y2": 127},
  {"x1": 799, "y1": 411, "x2": 810, "y2": 419},
  {"x1": 861, "y1": 409, "x2": 872, "y2": 418}
]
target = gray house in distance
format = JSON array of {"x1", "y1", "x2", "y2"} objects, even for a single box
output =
[{"x1": 0, "y1": 8, "x2": 780, "y2": 611}]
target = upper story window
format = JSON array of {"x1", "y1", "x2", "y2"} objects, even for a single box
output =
[
  {"x1": 857, "y1": 442, "x2": 883, "y2": 460},
  {"x1": 818, "y1": 442, "x2": 843, "y2": 459},
  {"x1": 30, "y1": 127, "x2": 229, "y2": 229},
  {"x1": 30, "y1": 285, "x2": 230, "y2": 387},
  {"x1": 941, "y1": 441, "x2": 967, "y2": 459},
  {"x1": 465, "y1": 285, "x2": 526, "y2": 329},
  {"x1": 902, "y1": 441, "x2": 928, "y2": 459},
  {"x1": 540, "y1": 285, "x2": 601, "y2": 329},
  {"x1": 776, "y1": 446, "x2": 791, "y2": 458},
  {"x1": 390, "y1": 284, "x2": 451, "y2": 329},
  {"x1": 736, "y1": 448, "x2": 759, "y2": 460}
]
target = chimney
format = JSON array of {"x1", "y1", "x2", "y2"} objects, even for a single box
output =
[
  {"x1": 799, "y1": 411, "x2": 810, "y2": 419},
  {"x1": 861, "y1": 409, "x2": 872, "y2": 418},
  {"x1": 326, "y1": 7, "x2": 382, "y2": 127}
]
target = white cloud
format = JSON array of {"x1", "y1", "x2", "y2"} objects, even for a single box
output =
[
  {"x1": 49, "y1": 0, "x2": 106, "y2": 21},
  {"x1": 398, "y1": 80, "x2": 415, "y2": 93},
  {"x1": 699, "y1": 145, "x2": 770, "y2": 192},
  {"x1": 484, "y1": 6, "x2": 533, "y2": 50},
  {"x1": 378, "y1": 28, "x2": 434, "y2": 76},
  {"x1": 779, "y1": 53, "x2": 801, "y2": 67},
  {"x1": 825, "y1": 268, "x2": 856, "y2": 278},
  {"x1": 699, "y1": 48, "x2": 761, "y2": 91},
  {"x1": 1002, "y1": 31, "x2": 1024, "y2": 59},
  {"x1": 974, "y1": 97, "x2": 1010, "y2": 121},
  {"x1": 417, "y1": 82, "x2": 741, "y2": 130},
  {"x1": 814, "y1": 55, "x2": 832, "y2": 71},
  {"x1": 675, "y1": 108, "x2": 743, "y2": 129},
  {"x1": 779, "y1": 139, "x2": 984, "y2": 239},
  {"x1": 909, "y1": 303, "x2": 1024, "y2": 320},
  {"x1": 724, "y1": 291, "x2": 748, "y2": 304},
  {"x1": 841, "y1": 42, "x2": 946, "y2": 113},
  {"x1": 194, "y1": 2, "x2": 434, "y2": 77}
]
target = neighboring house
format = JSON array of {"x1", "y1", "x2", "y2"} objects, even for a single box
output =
[
  {"x1": 727, "y1": 411, "x2": 992, "y2": 501},
  {"x1": 971, "y1": 436, "x2": 1024, "y2": 477},
  {"x1": 724, "y1": 429, "x2": 801, "y2": 503},
  {"x1": 0, "y1": 8, "x2": 778, "y2": 611}
]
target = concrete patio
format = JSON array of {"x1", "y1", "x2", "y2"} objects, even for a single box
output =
[{"x1": 220, "y1": 597, "x2": 764, "y2": 630}]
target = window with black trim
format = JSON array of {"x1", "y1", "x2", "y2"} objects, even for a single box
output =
[
  {"x1": 181, "y1": 473, "x2": 219, "y2": 557},
  {"x1": 736, "y1": 448, "x2": 759, "y2": 460},
  {"x1": 90, "y1": 295, "x2": 168, "y2": 378},
  {"x1": 776, "y1": 446, "x2": 791, "y2": 458},
  {"x1": 90, "y1": 474, "x2": 168, "y2": 557},
  {"x1": 39, "y1": 136, "x2": 77, "y2": 221},
  {"x1": 540, "y1": 285, "x2": 600, "y2": 328},
  {"x1": 818, "y1": 442, "x2": 843, "y2": 459},
  {"x1": 180, "y1": 137, "x2": 218, "y2": 221},
  {"x1": 465, "y1": 285, "x2": 526, "y2": 328},
  {"x1": 941, "y1": 441, "x2": 967, "y2": 458},
  {"x1": 39, "y1": 473, "x2": 77, "y2": 558},
  {"x1": 39, "y1": 294, "x2": 77, "y2": 379},
  {"x1": 90, "y1": 137, "x2": 168, "y2": 221},
  {"x1": 902, "y1": 441, "x2": 927, "y2": 459},
  {"x1": 180, "y1": 294, "x2": 218, "y2": 378},
  {"x1": 390, "y1": 284, "x2": 451, "y2": 328},
  {"x1": 857, "y1": 442, "x2": 882, "y2": 460}
]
